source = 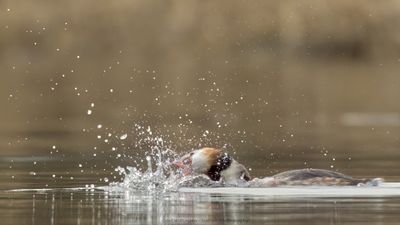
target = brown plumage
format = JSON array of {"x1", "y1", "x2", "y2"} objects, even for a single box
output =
[{"x1": 202, "y1": 147, "x2": 223, "y2": 166}]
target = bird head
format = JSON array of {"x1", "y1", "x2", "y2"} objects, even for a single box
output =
[{"x1": 173, "y1": 147, "x2": 251, "y2": 184}]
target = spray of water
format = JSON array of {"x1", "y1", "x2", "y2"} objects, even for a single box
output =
[{"x1": 108, "y1": 126, "x2": 220, "y2": 193}]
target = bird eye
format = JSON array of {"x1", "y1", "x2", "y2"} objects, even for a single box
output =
[{"x1": 183, "y1": 158, "x2": 192, "y2": 165}]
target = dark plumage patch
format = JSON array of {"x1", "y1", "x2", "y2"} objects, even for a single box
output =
[
  {"x1": 207, "y1": 153, "x2": 232, "y2": 181},
  {"x1": 242, "y1": 172, "x2": 251, "y2": 181}
]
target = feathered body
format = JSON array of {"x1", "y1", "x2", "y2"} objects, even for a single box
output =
[{"x1": 173, "y1": 147, "x2": 381, "y2": 186}]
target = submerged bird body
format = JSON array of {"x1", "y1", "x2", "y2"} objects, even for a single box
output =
[
  {"x1": 173, "y1": 147, "x2": 381, "y2": 186},
  {"x1": 269, "y1": 168, "x2": 374, "y2": 186}
]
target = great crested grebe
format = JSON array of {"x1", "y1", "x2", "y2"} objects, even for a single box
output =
[{"x1": 172, "y1": 147, "x2": 381, "y2": 186}]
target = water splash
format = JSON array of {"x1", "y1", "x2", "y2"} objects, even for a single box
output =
[
  {"x1": 112, "y1": 149, "x2": 178, "y2": 193},
  {"x1": 109, "y1": 127, "x2": 225, "y2": 193}
]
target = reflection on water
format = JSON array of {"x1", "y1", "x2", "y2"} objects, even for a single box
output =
[{"x1": 1, "y1": 188, "x2": 400, "y2": 225}]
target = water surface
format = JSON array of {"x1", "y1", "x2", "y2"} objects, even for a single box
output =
[
  {"x1": 2, "y1": 156, "x2": 400, "y2": 225},
  {"x1": 2, "y1": 186, "x2": 400, "y2": 225}
]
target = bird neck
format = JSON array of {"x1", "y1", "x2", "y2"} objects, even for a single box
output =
[{"x1": 207, "y1": 153, "x2": 232, "y2": 181}]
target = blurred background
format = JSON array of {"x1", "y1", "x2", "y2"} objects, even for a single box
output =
[{"x1": 1, "y1": 0, "x2": 400, "y2": 188}]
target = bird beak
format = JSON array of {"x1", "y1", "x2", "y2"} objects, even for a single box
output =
[
  {"x1": 172, "y1": 160, "x2": 185, "y2": 168},
  {"x1": 172, "y1": 158, "x2": 192, "y2": 176}
]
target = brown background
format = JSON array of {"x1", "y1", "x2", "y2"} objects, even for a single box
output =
[{"x1": 1, "y1": 1, "x2": 400, "y2": 182}]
